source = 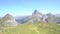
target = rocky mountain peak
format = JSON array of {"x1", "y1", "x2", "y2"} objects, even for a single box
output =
[
  {"x1": 5, "y1": 14, "x2": 12, "y2": 16},
  {"x1": 4, "y1": 14, "x2": 14, "y2": 20},
  {"x1": 32, "y1": 10, "x2": 42, "y2": 15},
  {"x1": 0, "y1": 14, "x2": 18, "y2": 27},
  {"x1": 32, "y1": 10, "x2": 42, "y2": 18}
]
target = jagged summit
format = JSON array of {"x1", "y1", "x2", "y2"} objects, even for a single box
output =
[
  {"x1": 32, "y1": 10, "x2": 42, "y2": 18},
  {"x1": 32, "y1": 10, "x2": 42, "y2": 15},
  {"x1": 32, "y1": 10, "x2": 40, "y2": 14}
]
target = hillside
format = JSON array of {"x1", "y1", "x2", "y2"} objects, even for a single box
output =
[
  {"x1": 0, "y1": 14, "x2": 18, "y2": 27},
  {"x1": 0, "y1": 22, "x2": 60, "y2": 34}
]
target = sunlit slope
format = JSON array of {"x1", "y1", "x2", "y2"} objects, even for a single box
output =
[{"x1": 0, "y1": 22, "x2": 60, "y2": 34}]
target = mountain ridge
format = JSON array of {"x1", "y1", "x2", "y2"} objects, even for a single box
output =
[
  {"x1": 15, "y1": 10, "x2": 60, "y2": 25},
  {"x1": 0, "y1": 10, "x2": 60, "y2": 25}
]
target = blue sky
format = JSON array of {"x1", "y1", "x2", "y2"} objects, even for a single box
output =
[{"x1": 0, "y1": 0, "x2": 60, "y2": 16}]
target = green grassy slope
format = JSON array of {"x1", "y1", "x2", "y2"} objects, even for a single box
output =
[{"x1": 0, "y1": 22, "x2": 60, "y2": 34}]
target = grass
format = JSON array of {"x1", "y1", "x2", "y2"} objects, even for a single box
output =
[{"x1": 0, "y1": 22, "x2": 60, "y2": 34}]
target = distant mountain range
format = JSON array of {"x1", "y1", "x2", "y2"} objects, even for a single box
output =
[
  {"x1": 0, "y1": 10, "x2": 60, "y2": 27},
  {"x1": 0, "y1": 10, "x2": 60, "y2": 34},
  {"x1": 15, "y1": 10, "x2": 60, "y2": 25}
]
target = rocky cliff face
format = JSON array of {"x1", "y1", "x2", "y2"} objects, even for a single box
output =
[
  {"x1": 46, "y1": 13, "x2": 58, "y2": 23},
  {"x1": 42, "y1": 15, "x2": 48, "y2": 22},
  {"x1": 0, "y1": 14, "x2": 18, "y2": 27}
]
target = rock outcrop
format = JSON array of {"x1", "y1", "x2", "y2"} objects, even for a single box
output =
[{"x1": 0, "y1": 14, "x2": 18, "y2": 27}]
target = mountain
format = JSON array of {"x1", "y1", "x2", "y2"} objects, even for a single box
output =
[
  {"x1": 28, "y1": 10, "x2": 43, "y2": 23},
  {"x1": 42, "y1": 13, "x2": 60, "y2": 24},
  {"x1": 16, "y1": 10, "x2": 43, "y2": 23},
  {"x1": 15, "y1": 10, "x2": 60, "y2": 25},
  {"x1": 45, "y1": 13, "x2": 57, "y2": 23},
  {"x1": 32, "y1": 10, "x2": 42, "y2": 17},
  {"x1": 0, "y1": 14, "x2": 18, "y2": 27}
]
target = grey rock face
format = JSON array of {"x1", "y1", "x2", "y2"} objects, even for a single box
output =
[
  {"x1": 42, "y1": 15, "x2": 48, "y2": 22},
  {"x1": 46, "y1": 13, "x2": 58, "y2": 23},
  {"x1": 0, "y1": 14, "x2": 18, "y2": 27}
]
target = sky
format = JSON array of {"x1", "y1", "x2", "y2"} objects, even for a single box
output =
[{"x1": 0, "y1": 0, "x2": 60, "y2": 16}]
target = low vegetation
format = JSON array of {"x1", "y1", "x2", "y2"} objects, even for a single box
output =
[{"x1": 0, "y1": 22, "x2": 60, "y2": 34}]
